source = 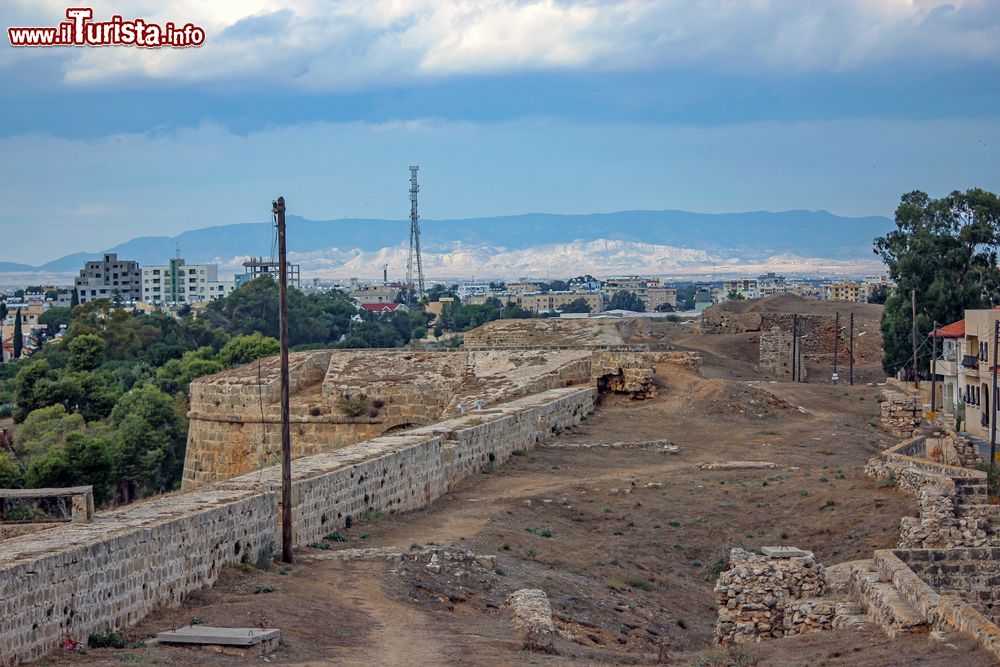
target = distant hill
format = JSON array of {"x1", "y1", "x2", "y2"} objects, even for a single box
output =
[{"x1": 1, "y1": 209, "x2": 894, "y2": 279}]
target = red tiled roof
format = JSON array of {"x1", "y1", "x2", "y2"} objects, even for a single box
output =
[
  {"x1": 360, "y1": 303, "x2": 401, "y2": 312},
  {"x1": 929, "y1": 319, "x2": 964, "y2": 338}
]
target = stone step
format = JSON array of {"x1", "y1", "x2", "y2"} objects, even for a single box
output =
[{"x1": 848, "y1": 560, "x2": 930, "y2": 638}]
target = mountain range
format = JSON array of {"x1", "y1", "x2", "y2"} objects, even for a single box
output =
[{"x1": 0, "y1": 209, "x2": 893, "y2": 280}]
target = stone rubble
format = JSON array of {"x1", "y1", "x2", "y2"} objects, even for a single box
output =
[{"x1": 505, "y1": 588, "x2": 556, "y2": 653}]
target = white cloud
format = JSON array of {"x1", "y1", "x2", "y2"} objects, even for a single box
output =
[{"x1": 5, "y1": 0, "x2": 999, "y2": 89}]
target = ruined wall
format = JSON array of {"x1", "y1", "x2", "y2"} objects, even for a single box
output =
[
  {"x1": 758, "y1": 327, "x2": 804, "y2": 379},
  {"x1": 591, "y1": 350, "x2": 656, "y2": 398},
  {"x1": 879, "y1": 387, "x2": 923, "y2": 437},
  {"x1": 714, "y1": 548, "x2": 828, "y2": 645},
  {"x1": 0, "y1": 385, "x2": 595, "y2": 666},
  {"x1": 183, "y1": 349, "x2": 596, "y2": 489}
]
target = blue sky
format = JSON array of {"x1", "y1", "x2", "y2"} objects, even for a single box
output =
[{"x1": 1, "y1": 0, "x2": 999, "y2": 264}]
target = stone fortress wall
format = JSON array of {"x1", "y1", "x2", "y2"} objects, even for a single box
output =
[
  {"x1": 0, "y1": 383, "x2": 597, "y2": 666},
  {"x1": 1, "y1": 317, "x2": 663, "y2": 665}
]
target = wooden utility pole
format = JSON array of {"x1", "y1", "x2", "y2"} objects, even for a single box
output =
[
  {"x1": 930, "y1": 321, "x2": 937, "y2": 416},
  {"x1": 833, "y1": 311, "x2": 840, "y2": 383},
  {"x1": 791, "y1": 314, "x2": 798, "y2": 383},
  {"x1": 849, "y1": 312, "x2": 855, "y2": 386},
  {"x1": 991, "y1": 319, "x2": 999, "y2": 471},
  {"x1": 911, "y1": 289, "x2": 918, "y2": 387},
  {"x1": 273, "y1": 196, "x2": 293, "y2": 564}
]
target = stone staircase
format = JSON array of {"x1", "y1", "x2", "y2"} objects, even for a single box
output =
[{"x1": 845, "y1": 558, "x2": 931, "y2": 638}]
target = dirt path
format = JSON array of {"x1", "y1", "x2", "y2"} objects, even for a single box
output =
[{"x1": 322, "y1": 561, "x2": 449, "y2": 667}]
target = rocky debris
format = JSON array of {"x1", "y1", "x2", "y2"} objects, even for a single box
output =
[
  {"x1": 698, "y1": 461, "x2": 780, "y2": 471},
  {"x1": 714, "y1": 548, "x2": 828, "y2": 645},
  {"x1": 302, "y1": 545, "x2": 497, "y2": 571},
  {"x1": 654, "y1": 351, "x2": 702, "y2": 374},
  {"x1": 506, "y1": 588, "x2": 557, "y2": 653},
  {"x1": 543, "y1": 439, "x2": 678, "y2": 452}
]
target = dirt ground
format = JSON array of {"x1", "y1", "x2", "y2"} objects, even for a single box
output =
[{"x1": 46, "y1": 358, "x2": 995, "y2": 666}]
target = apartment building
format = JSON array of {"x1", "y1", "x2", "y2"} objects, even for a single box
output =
[
  {"x1": 348, "y1": 284, "x2": 402, "y2": 305},
  {"x1": 932, "y1": 308, "x2": 1000, "y2": 442},
  {"x1": 602, "y1": 276, "x2": 675, "y2": 310},
  {"x1": 520, "y1": 291, "x2": 602, "y2": 314},
  {"x1": 74, "y1": 253, "x2": 142, "y2": 304},
  {"x1": 723, "y1": 278, "x2": 759, "y2": 300},
  {"x1": 506, "y1": 282, "x2": 541, "y2": 295},
  {"x1": 824, "y1": 281, "x2": 876, "y2": 303},
  {"x1": 141, "y1": 258, "x2": 233, "y2": 304}
]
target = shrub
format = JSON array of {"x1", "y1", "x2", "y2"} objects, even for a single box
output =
[{"x1": 88, "y1": 629, "x2": 127, "y2": 649}]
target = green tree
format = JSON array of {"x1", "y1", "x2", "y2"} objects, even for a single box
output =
[
  {"x1": 561, "y1": 297, "x2": 592, "y2": 313},
  {"x1": 608, "y1": 291, "x2": 646, "y2": 312},
  {"x1": 0, "y1": 451, "x2": 23, "y2": 487},
  {"x1": 218, "y1": 335, "x2": 279, "y2": 368},
  {"x1": 869, "y1": 285, "x2": 889, "y2": 305},
  {"x1": 727, "y1": 290, "x2": 746, "y2": 301},
  {"x1": 38, "y1": 307, "x2": 71, "y2": 338},
  {"x1": 14, "y1": 404, "x2": 87, "y2": 461},
  {"x1": 110, "y1": 385, "x2": 186, "y2": 501},
  {"x1": 67, "y1": 334, "x2": 107, "y2": 372},
  {"x1": 13, "y1": 360, "x2": 51, "y2": 422},
  {"x1": 874, "y1": 188, "x2": 1000, "y2": 376},
  {"x1": 155, "y1": 347, "x2": 224, "y2": 396},
  {"x1": 12, "y1": 309, "x2": 23, "y2": 359},
  {"x1": 655, "y1": 302, "x2": 676, "y2": 312}
]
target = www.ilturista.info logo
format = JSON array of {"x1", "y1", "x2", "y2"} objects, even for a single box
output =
[{"x1": 8, "y1": 8, "x2": 205, "y2": 48}]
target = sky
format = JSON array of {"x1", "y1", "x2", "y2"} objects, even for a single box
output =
[{"x1": 1, "y1": 0, "x2": 999, "y2": 265}]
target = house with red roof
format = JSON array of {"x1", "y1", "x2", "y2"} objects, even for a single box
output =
[{"x1": 359, "y1": 302, "x2": 407, "y2": 314}]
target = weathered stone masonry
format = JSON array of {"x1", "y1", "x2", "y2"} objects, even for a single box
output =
[{"x1": 0, "y1": 384, "x2": 595, "y2": 666}]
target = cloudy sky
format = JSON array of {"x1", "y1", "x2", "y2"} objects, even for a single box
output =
[{"x1": 2, "y1": 0, "x2": 999, "y2": 264}]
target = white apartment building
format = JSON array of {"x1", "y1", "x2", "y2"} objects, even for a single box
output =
[{"x1": 141, "y1": 258, "x2": 233, "y2": 304}]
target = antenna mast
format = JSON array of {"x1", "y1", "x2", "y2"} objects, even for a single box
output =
[{"x1": 405, "y1": 166, "x2": 425, "y2": 306}]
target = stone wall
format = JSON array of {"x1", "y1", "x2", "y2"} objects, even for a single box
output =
[
  {"x1": 183, "y1": 348, "x2": 597, "y2": 489},
  {"x1": 0, "y1": 385, "x2": 595, "y2": 666},
  {"x1": 879, "y1": 387, "x2": 923, "y2": 437},
  {"x1": 895, "y1": 547, "x2": 1000, "y2": 623},
  {"x1": 591, "y1": 350, "x2": 656, "y2": 398},
  {"x1": 758, "y1": 327, "x2": 803, "y2": 379},
  {"x1": 714, "y1": 548, "x2": 828, "y2": 645}
]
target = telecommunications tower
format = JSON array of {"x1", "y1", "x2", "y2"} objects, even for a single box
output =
[{"x1": 405, "y1": 166, "x2": 425, "y2": 305}]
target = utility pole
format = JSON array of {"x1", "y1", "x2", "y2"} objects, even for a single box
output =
[
  {"x1": 849, "y1": 312, "x2": 855, "y2": 386},
  {"x1": 273, "y1": 196, "x2": 293, "y2": 564},
  {"x1": 833, "y1": 311, "x2": 840, "y2": 384},
  {"x1": 791, "y1": 314, "x2": 797, "y2": 383},
  {"x1": 911, "y1": 289, "x2": 918, "y2": 387},
  {"x1": 991, "y1": 319, "x2": 999, "y2": 471},
  {"x1": 930, "y1": 321, "x2": 937, "y2": 417}
]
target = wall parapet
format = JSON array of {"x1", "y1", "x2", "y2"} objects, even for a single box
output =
[{"x1": 0, "y1": 385, "x2": 596, "y2": 666}]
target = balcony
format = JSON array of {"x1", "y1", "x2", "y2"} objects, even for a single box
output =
[
  {"x1": 961, "y1": 355, "x2": 980, "y2": 376},
  {"x1": 935, "y1": 359, "x2": 958, "y2": 377}
]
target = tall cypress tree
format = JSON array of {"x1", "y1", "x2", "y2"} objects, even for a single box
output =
[{"x1": 12, "y1": 308, "x2": 22, "y2": 359}]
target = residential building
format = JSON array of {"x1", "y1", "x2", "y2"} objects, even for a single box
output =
[
  {"x1": 349, "y1": 284, "x2": 402, "y2": 305},
  {"x1": 723, "y1": 279, "x2": 759, "y2": 300},
  {"x1": 823, "y1": 281, "x2": 876, "y2": 303},
  {"x1": 141, "y1": 258, "x2": 233, "y2": 304},
  {"x1": 602, "y1": 276, "x2": 675, "y2": 310},
  {"x1": 520, "y1": 291, "x2": 602, "y2": 314},
  {"x1": 928, "y1": 319, "x2": 965, "y2": 419},
  {"x1": 506, "y1": 282, "x2": 541, "y2": 295},
  {"x1": 426, "y1": 297, "x2": 456, "y2": 317},
  {"x1": 359, "y1": 303, "x2": 408, "y2": 315},
  {"x1": 457, "y1": 280, "x2": 490, "y2": 299},
  {"x1": 931, "y1": 308, "x2": 1000, "y2": 441},
  {"x1": 757, "y1": 272, "x2": 792, "y2": 297},
  {"x1": 74, "y1": 253, "x2": 142, "y2": 304}
]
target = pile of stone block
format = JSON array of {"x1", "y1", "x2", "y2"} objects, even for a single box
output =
[
  {"x1": 714, "y1": 547, "x2": 828, "y2": 645},
  {"x1": 879, "y1": 389, "x2": 923, "y2": 436}
]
